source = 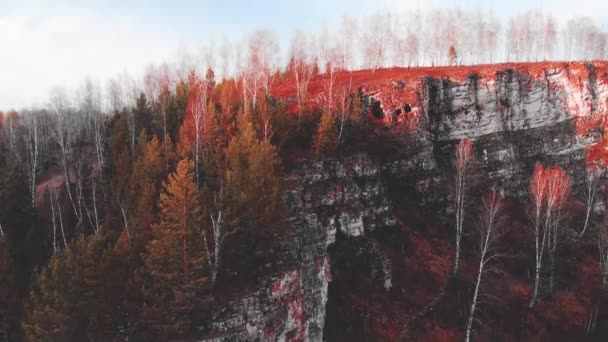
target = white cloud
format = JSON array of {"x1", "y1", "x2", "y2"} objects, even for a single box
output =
[{"x1": 0, "y1": 8, "x2": 177, "y2": 110}]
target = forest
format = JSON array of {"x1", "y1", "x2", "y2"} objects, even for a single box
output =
[{"x1": 2, "y1": 7, "x2": 608, "y2": 342}]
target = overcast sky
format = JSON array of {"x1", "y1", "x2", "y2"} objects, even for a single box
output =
[{"x1": 1, "y1": 0, "x2": 607, "y2": 111}]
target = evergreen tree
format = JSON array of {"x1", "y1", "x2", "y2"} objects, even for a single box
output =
[
  {"x1": 314, "y1": 109, "x2": 337, "y2": 156},
  {"x1": 0, "y1": 235, "x2": 17, "y2": 342},
  {"x1": 141, "y1": 158, "x2": 208, "y2": 340},
  {"x1": 22, "y1": 235, "x2": 112, "y2": 341},
  {"x1": 224, "y1": 113, "x2": 283, "y2": 239}
]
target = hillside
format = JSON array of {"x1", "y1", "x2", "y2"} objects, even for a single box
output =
[
  {"x1": 198, "y1": 61, "x2": 608, "y2": 340},
  {"x1": 2, "y1": 61, "x2": 608, "y2": 341}
]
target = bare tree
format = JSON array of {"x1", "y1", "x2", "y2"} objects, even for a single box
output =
[
  {"x1": 453, "y1": 139, "x2": 474, "y2": 274},
  {"x1": 336, "y1": 82, "x2": 352, "y2": 144},
  {"x1": 188, "y1": 75, "x2": 209, "y2": 188},
  {"x1": 529, "y1": 164, "x2": 571, "y2": 307},
  {"x1": 465, "y1": 190, "x2": 507, "y2": 342},
  {"x1": 203, "y1": 210, "x2": 239, "y2": 289},
  {"x1": 598, "y1": 223, "x2": 608, "y2": 288},
  {"x1": 49, "y1": 89, "x2": 83, "y2": 224},
  {"x1": 529, "y1": 164, "x2": 548, "y2": 308},
  {"x1": 79, "y1": 79, "x2": 106, "y2": 195},
  {"x1": 290, "y1": 30, "x2": 315, "y2": 125},
  {"x1": 116, "y1": 193, "x2": 131, "y2": 246},
  {"x1": 543, "y1": 15, "x2": 558, "y2": 60},
  {"x1": 579, "y1": 165, "x2": 604, "y2": 237},
  {"x1": 339, "y1": 16, "x2": 358, "y2": 71},
  {"x1": 22, "y1": 111, "x2": 40, "y2": 207},
  {"x1": 5, "y1": 113, "x2": 21, "y2": 166},
  {"x1": 83, "y1": 177, "x2": 101, "y2": 234},
  {"x1": 219, "y1": 35, "x2": 233, "y2": 80},
  {"x1": 545, "y1": 167, "x2": 571, "y2": 293},
  {"x1": 362, "y1": 14, "x2": 391, "y2": 71},
  {"x1": 49, "y1": 187, "x2": 67, "y2": 249},
  {"x1": 248, "y1": 29, "x2": 279, "y2": 108}
]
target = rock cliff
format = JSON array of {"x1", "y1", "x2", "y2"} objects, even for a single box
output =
[{"x1": 199, "y1": 62, "x2": 608, "y2": 341}]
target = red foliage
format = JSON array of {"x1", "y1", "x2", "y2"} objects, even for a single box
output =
[
  {"x1": 455, "y1": 138, "x2": 473, "y2": 169},
  {"x1": 530, "y1": 163, "x2": 571, "y2": 209},
  {"x1": 530, "y1": 163, "x2": 548, "y2": 208}
]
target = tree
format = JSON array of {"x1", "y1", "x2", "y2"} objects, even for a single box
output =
[
  {"x1": 528, "y1": 164, "x2": 571, "y2": 307},
  {"x1": 248, "y1": 29, "x2": 279, "y2": 107},
  {"x1": 336, "y1": 83, "x2": 353, "y2": 143},
  {"x1": 49, "y1": 89, "x2": 84, "y2": 225},
  {"x1": 224, "y1": 113, "x2": 283, "y2": 238},
  {"x1": 405, "y1": 32, "x2": 420, "y2": 68},
  {"x1": 78, "y1": 79, "x2": 106, "y2": 187},
  {"x1": 142, "y1": 158, "x2": 208, "y2": 339},
  {"x1": 127, "y1": 134, "x2": 164, "y2": 248},
  {"x1": 529, "y1": 163, "x2": 548, "y2": 307},
  {"x1": 339, "y1": 16, "x2": 358, "y2": 71},
  {"x1": 543, "y1": 15, "x2": 558, "y2": 60},
  {"x1": 314, "y1": 108, "x2": 336, "y2": 156},
  {"x1": 579, "y1": 165, "x2": 604, "y2": 236},
  {"x1": 21, "y1": 111, "x2": 41, "y2": 208},
  {"x1": 22, "y1": 235, "x2": 113, "y2": 341},
  {"x1": 289, "y1": 30, "x2": 315, "y2": 125},
  {"x1": 362, "y1": 14, "x2": 391, "y2": 71},
  {"x1": 598, "y1": 219, "x2": 608, "y2": 288},
  {"x1": 545, "y1": 166, "x2": 571, "y2": 293},
  {"x1": 0, "y1": 234, "x2": 17, "y2": 342},
  {"x1": 448, "y1": 45, "x2": 458, "y2": 65},
  {"x1": 452, "y1": 139, "x2": 473, "y2": 274},
  {"x1": 465, "y1": 190, "x2": 507, "y2": 342},
  {"x1": 180, "y1": 71, "x2": 210, "y2": 188}
]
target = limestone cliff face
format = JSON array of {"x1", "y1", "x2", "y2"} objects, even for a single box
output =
[
  {"x1": 198, "y1": 154, "x2": 395, "y2": 341},
  {"x1": 199, "y1": 62, "x2": 608, "y2": 341}
]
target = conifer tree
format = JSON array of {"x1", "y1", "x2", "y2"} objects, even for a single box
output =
[
  {"x1": 142, "y1": 158, "x2": 208, "y2": 339},
  {"x1": 314, "y1": 109, "x2": 337, "y2": 156},
  {"x1": 0, "y1": 235, "x2": 17, "y2": 342},
  {"x1": 224, "y1": 113, "x2": 283, "y2": 238}
]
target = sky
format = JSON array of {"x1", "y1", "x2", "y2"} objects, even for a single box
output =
[{"x1": 1, "y1": 0, "x2": 608, "y2": 110}]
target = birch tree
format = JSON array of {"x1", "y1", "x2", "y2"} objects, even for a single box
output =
[
  {"x1": 49, "y1": 90, "x2": 83, "y2": 224},
  {"x1": 187, "y1": 75, "x2": 209, "y2": 188},
  {"x1": 23, "y1": 111, "x2": 40, "y2": 207},
  {"x1": 529, "y1": 164, "x2": 571, "y2": 307},
  {"x1": 336, "y1": 82, "x2": 352, "y2": 144},
  {"x1": 579, "y1": 165, "x2": 603, "y2": 237},
  {"x1": 204, "y1": 209, "x2": 239, "y2": 289},
  {"x1": 529, "y1": 164, "x2": 548, "y2": 308},
  {"x1": 598, "y1": 223, "x2": 608, "y2": 288},
  {"x1": 48, "y1": 186, "x2": 67, "y2": 250},
  {"x1": 465, "y1": 190, "x2": 507, "y2": 342},
  {"x1": 545, "y1": 167, "x2": 571, "y2": 293},
  {"x1": 290, "y1": 30, "x2": 314, "y2": 125},
  {"x1": 453, "y1": 139, "x2": 474, "y2": 274},
  {"x1": 248, "y1": 29, "x2": 279, "y2": 105},
  {"x1": 79, "y1": 80, "x2": 106, "y2": 192}
]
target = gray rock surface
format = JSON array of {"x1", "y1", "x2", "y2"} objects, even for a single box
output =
[{"x1": 198, "y1": 63, "x2": 608, "y2": 341}]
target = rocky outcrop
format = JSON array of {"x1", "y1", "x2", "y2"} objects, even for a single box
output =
[
  {"x1": 198, "y1": 154, "x2": 396, "y2": 341},
  {"x1": 199, "y1": 62, "x2": 608, "y2": 341}
]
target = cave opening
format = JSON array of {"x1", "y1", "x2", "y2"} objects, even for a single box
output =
[{"x1": 370, "y1": 100, "x2": 384, "y2": 119}]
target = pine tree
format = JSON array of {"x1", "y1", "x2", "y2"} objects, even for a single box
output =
[
  {"x1": 141, "y1": 158, "x2": 208, "y2": 339},
  {"x1": 314, "y1": 109, "x2": 336, "y2": 156},
  {"x1": 449, "y1": 45, "x2": 458, "y2": 66},
  {"x1": 224, "y1": 113, "x2": 283, "y2": 239},
  {"x1": 128, "y1": 133, "x2": 164, "y2": 247},
  {"x1": 0, "y1": 235, "x2": 17, "y2": 342},
  {"x1": 22, "y1": 235, "x2": 111, "y2": 341}
]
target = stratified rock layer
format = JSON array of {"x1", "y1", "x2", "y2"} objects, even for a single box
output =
[{"x1": 199, "y1": 62, "x2": 608, "y2": 341}]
